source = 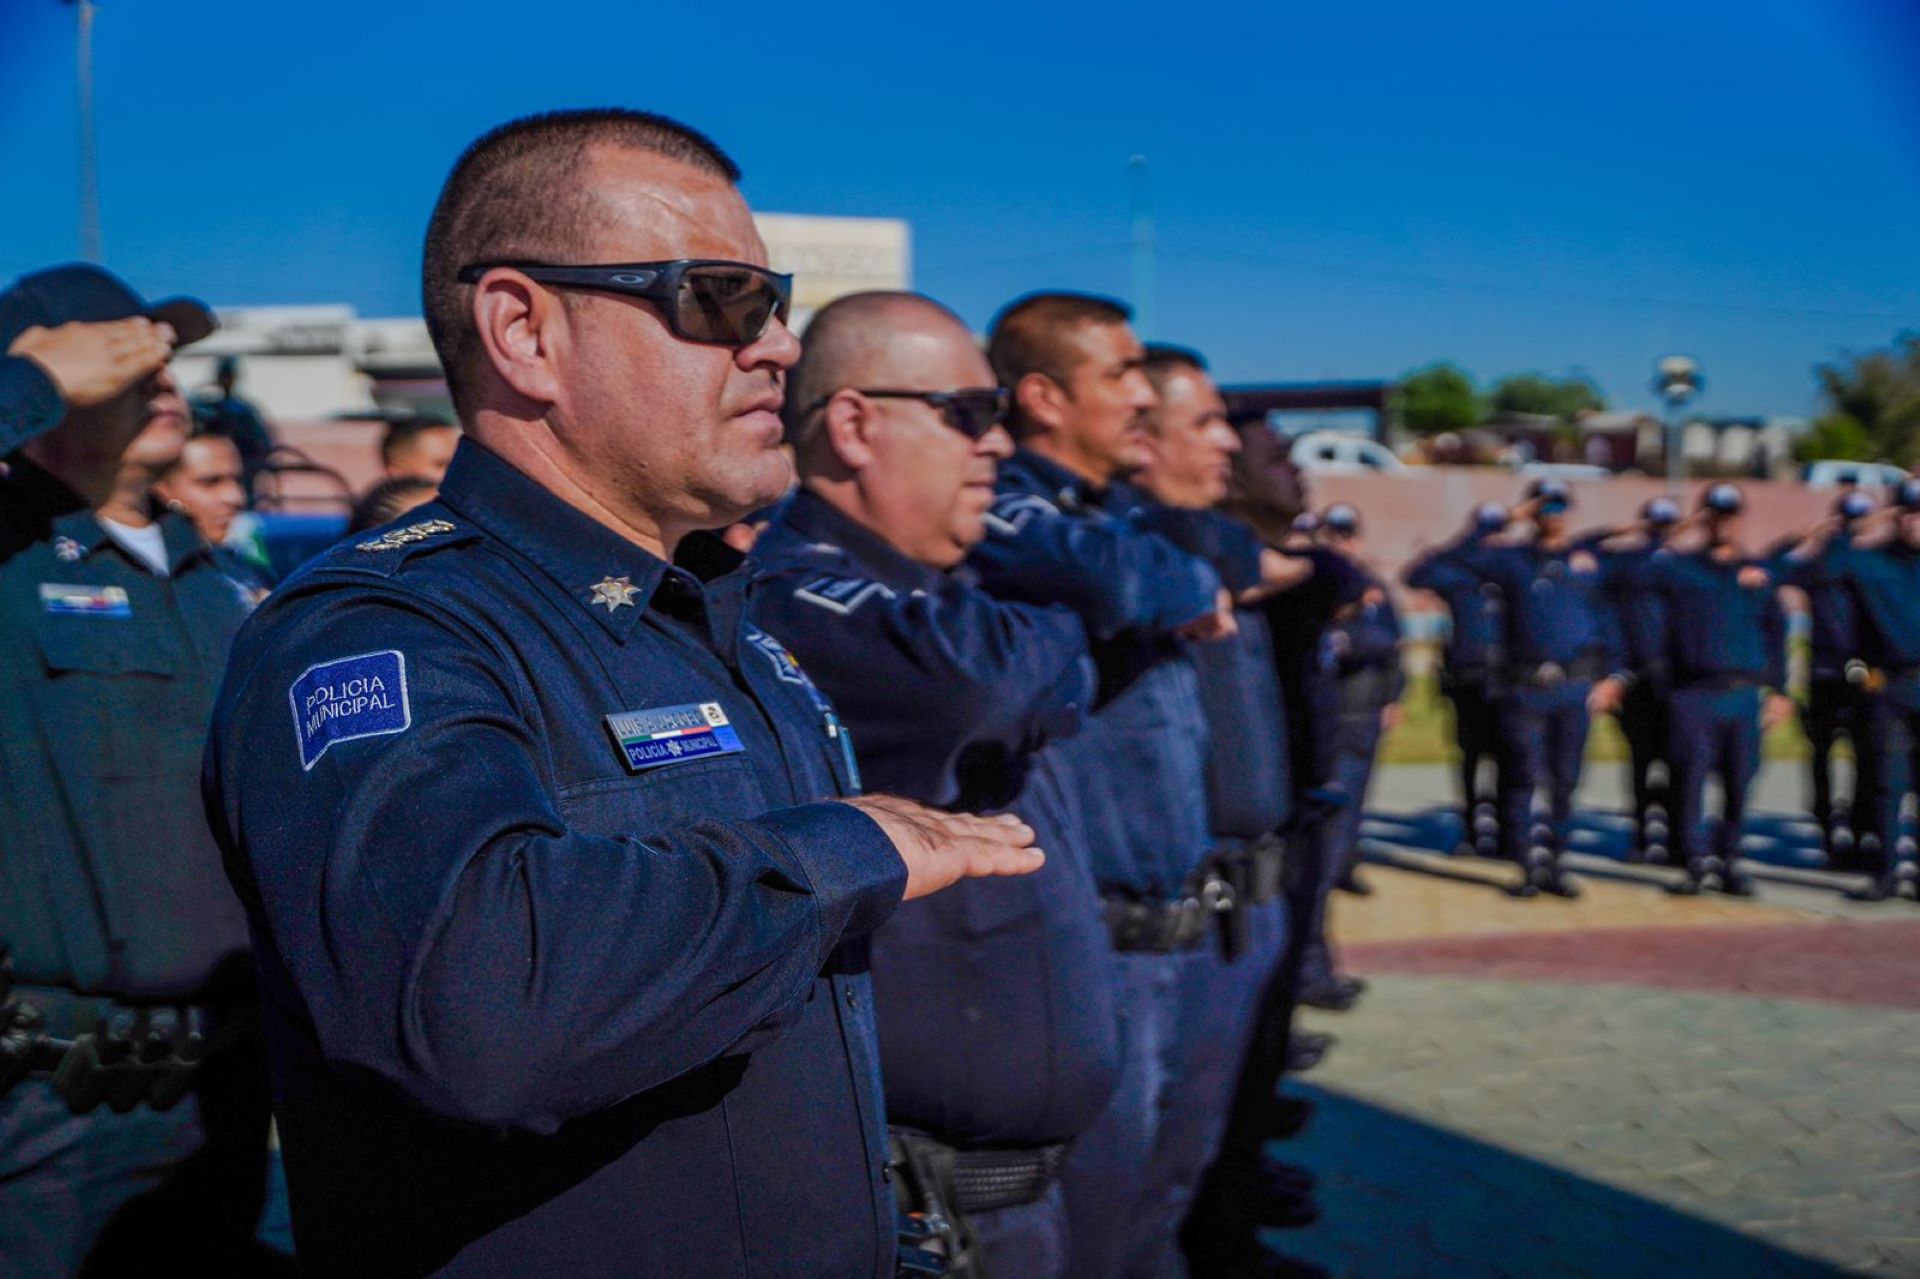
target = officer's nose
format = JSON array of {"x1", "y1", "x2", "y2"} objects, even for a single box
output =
[
  {"x1": 978, "y1": 424, "x2": 1015, "y2": 461},
  {"x1": 738, "y1": 315, "x2": 802, "y2": 373}
]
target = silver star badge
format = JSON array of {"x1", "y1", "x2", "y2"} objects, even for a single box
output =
[{"x1": 589, "y1": 575, "x2": 640, "y2": 612}]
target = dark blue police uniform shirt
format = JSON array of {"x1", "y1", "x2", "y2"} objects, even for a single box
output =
[
  {"x1": 1453, "y1": 542, "x2": 1622, "y2": 671},
  {"x1": 751, "y1": 490, "x2": 1121, "y2": 1146},
  {"x1": 0, "y1": 455, "x2": 254, "y2": 999},
  {"x1": 1774, "y1": 531, "x2": 1859, "y2": 680},
  {"x1": 1118, "y1": 503, "x2": 1291, "y2": 839},
  {"x1": 1575, "y1": 535, "x2": 1668, "y2": 677},
  {"x1": 0, "y1": 354, "x2": 66, "y2": 457},
  {"x1": 1405, "y1": 532, "x2": 1502, "y2": 671},
  {"x1": 203, "y1": 441, "x2": 908, "y2": 1278},
  {"x1": 967, "y1": 449, "x2": 1221, "y2": 899},
  {"x1": 1631, "y1": 550, "x2": 1787, "y2": 688},
  {"x1": 1800, "y1": 539, "x2": 1920, "y2": 673}
]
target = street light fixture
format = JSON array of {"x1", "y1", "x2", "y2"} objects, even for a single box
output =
[{"x1": 1654, "y1": 355, "x2": 1703, "y2": 495}]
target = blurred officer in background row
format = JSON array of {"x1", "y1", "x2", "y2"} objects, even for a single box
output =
[
  {"x1": 0, "y1": 265, "x2": 279, "y2": 1276},
  {"x1": 1404, "y1": 503, "x2": 1508, "y2": 858},
  {"x1": 153, "y1": 432, "x2": 247, "y2": 547},
  {"x1": 753, "y1": 290, "x2": 1118, "y2": 1278},
  {"x1": 1449, "y1": 481, "x2": 1628, "y2": 898},
  {"x1": 1628, "y1": 485, "x2": 1790, "y2": 897},
  {"x1": 204, "y1": 109, "x2": 1042, "y2": 1277},
  {"x1": 1772, "y1": 490, "x2": 1878, "y2": 869},
  {"x1": 967, "y1": 292, "x2": 1233, "y2": 1279},
  {"x1": 1785, "y1": 479, "x2": 1920, "y2": 903},
  {"x1": 190, "y1": 355, "x2": 275, "y2": 494},
  {"x1": 381, "y1": 414, "x2": 461, "y2": 485},
  {"x1": 1312, "y1": 504, "x2": 1400, "y2": 952},
  {"x1": 1579, "y1": 497, "x2": 1684, "y2": 864}
]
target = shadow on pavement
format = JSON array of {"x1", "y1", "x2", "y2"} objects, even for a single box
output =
[
  {"x1": 1357, "y1": 806, "x2": 1874, "y2": 898},
  {"x1": 1268, "y1": 1085, "x2": 1859, "y2": 1279}
]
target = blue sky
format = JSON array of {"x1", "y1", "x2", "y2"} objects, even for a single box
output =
[{"x1": 2, "y1": 0, "x2": 1916, "y2": 417}]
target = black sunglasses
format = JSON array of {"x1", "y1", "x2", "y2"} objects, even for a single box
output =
[
  {"x1": 799, "y1": 387, "x2": 1011, "y2": 441},
  {"x1": 454, "y1": 259, "x2": 793, "y2": 348}
]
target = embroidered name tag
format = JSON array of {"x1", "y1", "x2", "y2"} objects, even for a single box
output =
[
  {"x1": 605, "y1": 701, "x2": 745, "y2": 772},
  {"x1": 289, "y1": 650, "x2": 411, "y2": 771},
  {"x1": 40, "y1": 584, "x2": 131, "y2": 617}
]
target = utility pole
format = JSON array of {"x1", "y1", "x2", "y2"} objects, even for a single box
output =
[
  {"x1": 70, "y1": 0, "x2": 103, "y2": 261},
  {"x1": 1128, "y1": 155, "x2": 1155, "y2": 339}
]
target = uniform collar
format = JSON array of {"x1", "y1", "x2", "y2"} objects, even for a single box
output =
[
  {"x1": 435, "y1": 438, "x2": 689, "y2": 644},
  {"x1": 5, "y1": 457, "x2": 210, "y2": 575},
  {"x1": 1004, "y1": 448, "x2": 1108, "y2": 514},
  {"x1": 769, "y1": 489, "x2": 947, "y2": 594}
]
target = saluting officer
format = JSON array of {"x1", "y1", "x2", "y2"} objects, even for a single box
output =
[
  {"x1": 202, "y1": 110, "x2": 1041, "y2": 1277},
  {"x1": 1450, "y1": 481, "x2": 1628, "y2": 898},
  {"x1": 0, "y1": 267, "x2": 278, "y2": 1275},
  {"x1": 1772, "y1": 491, "x2": 1878, "y2": 869},
  {"x1": 751, "y1": 291, "x2": 1118, "y2": 1278},
  {"x1": 1629, "y1": 485, "x2": 1791, "y2": 896},
  {"x1": 1785, "y1": 479, "x2": 1920, "y2": 902},
  {"x1": 1578, "y1": 498, "x2": 1684, "y2": 863},
  {"x1": 965, "y1": 293, "x2": 1238, "y2": 1279},
  {"x1": 1405, "y1": 503, "x2": 1508, "y2": 857}
]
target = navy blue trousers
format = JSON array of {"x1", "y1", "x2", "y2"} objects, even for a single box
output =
[
  {"x1": 1859, "y1": 687, "x2": 1920, "y2": 884},
  {"x1": 975, "y1": 1183, "x2": 1069, "y2": 1279},
  {"x1": 1294, "y1": 714, "x2": 1380, "y2": 990},
  {"x1": 1617, "y1": 680, "x2": 1673, "y2": 852},
  {"x1": 1667, "y1": 686, "x2": 1761, "y2": 872},
  {"x1": 1444, "y1": 670, "x2": 1500, "y2": 837},
  {"x1": 1059, "y1": 946, "x2": 1198, "y2": 1279},
  {"x1": 1495, "y1": 682, "x2": 1592, "y2": 868}
]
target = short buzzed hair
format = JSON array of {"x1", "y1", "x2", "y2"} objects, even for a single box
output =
[
  {"x1": 987, "y1": 291, "x2": 1131, "y2": 436},
  {"x1": 380, "y1": 414, "x2": 456, "y2": 467},
  {"x1": 1140, "y1": 342, "x2": 1208, "y2": 393},
  {"x1": 422, "y1": 108, "x2": 741, "y2": 414},
  {"x1": 784, "y1": 291, "x2": 970, "y2": 446}
]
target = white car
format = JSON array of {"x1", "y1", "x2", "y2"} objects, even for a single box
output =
[
  {"x1": 1287, "y1": 430, "x2": 1408, "y2": 475},
  {"x1": 1802, "y1": 459, "x2": 1909, "y2": 489}
]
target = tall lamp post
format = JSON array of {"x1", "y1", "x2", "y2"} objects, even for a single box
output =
[
  {"x1": 66, "y1": 0, "x2": 102, "y2": 262},
  {"x1": 1655, "y1": 355, "x2": 1703, "y2": 496}
]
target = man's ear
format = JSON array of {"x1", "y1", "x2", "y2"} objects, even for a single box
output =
[
  {"x1": 470, "y1": 270, "x2": 566, "y2": 407},
  {"x1": 1014, "y1": 371, "x2": 1068, "y2": 436},
  {"x1": 823, "y1": 390, "x2": 879, "y2": 471}
]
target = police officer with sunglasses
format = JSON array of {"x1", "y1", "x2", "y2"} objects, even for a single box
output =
[{"x1": 204, "y1": 109, "x2": 1044, "y2": 1278}]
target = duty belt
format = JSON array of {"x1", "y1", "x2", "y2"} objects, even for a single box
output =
[
  {"x1": 1102, "y1": 876, "x2": 1233, "y2": 954},
  {"x1": 1507, "y1": 656, "x2": 1608, "y2": 688},
  {"x1": 0, "y1": 964, "x2": 245, "y2": 1114}
]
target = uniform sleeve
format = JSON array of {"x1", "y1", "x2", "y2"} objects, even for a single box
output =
[
  {"x1": 205, "y1": 585, "x2": 906, "y2": 1135},
  {"x1": 971, "y1": 492, "x2": 1221, "y2": 641},
  {"x1": 1761, "y1": 573, "x2": 1790, "y2": 691},
  {"x1": 1126, "y1": 506, "x2": 1265, "y2": 593},
  {"x1": 753, "y1": 570, "x2": 1094, "y2": 802},
  {"x1": 0, "y1": 355, "x2": 66, "y2": 456}
]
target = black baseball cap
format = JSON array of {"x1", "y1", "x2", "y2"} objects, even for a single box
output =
[
  {"x1": 1472, "y1": 502, "x2": 1507, "y2": 530},
  {"x1": 1896, "y1": 478, "x2": 1920, "y2": 512},
  {"x1": 1324, "y1": 503, "x2": 1360, "y2": 535},
  {"x1": 1643, "y1": 497, "x2": 1681, "y2": 526},
  {"x1": 1837, "y1": 491, "x2": 1875, "y2": 521},
  {"x1": 0, "y1": 263, "x2": 215, "y2": 351}
]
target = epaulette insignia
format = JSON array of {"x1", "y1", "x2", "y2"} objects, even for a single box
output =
[{"x1": 357, "y1": 519, "x2": 458, "y2": 553}]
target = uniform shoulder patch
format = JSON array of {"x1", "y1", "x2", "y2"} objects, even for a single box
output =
[
  {"x1": 793, "y1": 575, "x2": 897, "y2": 616},
  {"x1": 289, "y1": 650, "x2": 411, "y2": 770},
  {"x1": 983, "y1": 493, "x2": 1060, "y2": 536}
]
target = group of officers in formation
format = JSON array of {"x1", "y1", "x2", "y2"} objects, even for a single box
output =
[
  {"x1": 1410, "y1": 476, "x2": 1920, "y2": 906},
  {"x1": 0, "y1": 107, "x2": 1913, "y2": 1279}
]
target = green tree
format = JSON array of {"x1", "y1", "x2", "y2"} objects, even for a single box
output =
[
  {"x1": 1489, "y1": 372, "x2": 1606, "y2": 421},
  {"x1": 1792, "y1": 414, "x2": 1872, "y2": 464},
  {"x1": 1813, "y1": 333, "x2": 1920, "y2": 466},
  {"x1": 1397, "y1": 362, "x2": 1483, "y2": 436}
]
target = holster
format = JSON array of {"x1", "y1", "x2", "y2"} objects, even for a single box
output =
[{"x1": 889, "y1": 1130, "x2": 981, "y2": 1279}]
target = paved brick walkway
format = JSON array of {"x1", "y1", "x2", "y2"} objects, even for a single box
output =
[{"x1": 1263, "y1": 763, "x2": 1920, "y2": 1278}]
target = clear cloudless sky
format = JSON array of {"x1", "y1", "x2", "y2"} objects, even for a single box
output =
[{"x1": 2, "y1": 0, "x2": 1916, "y2": 416}]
